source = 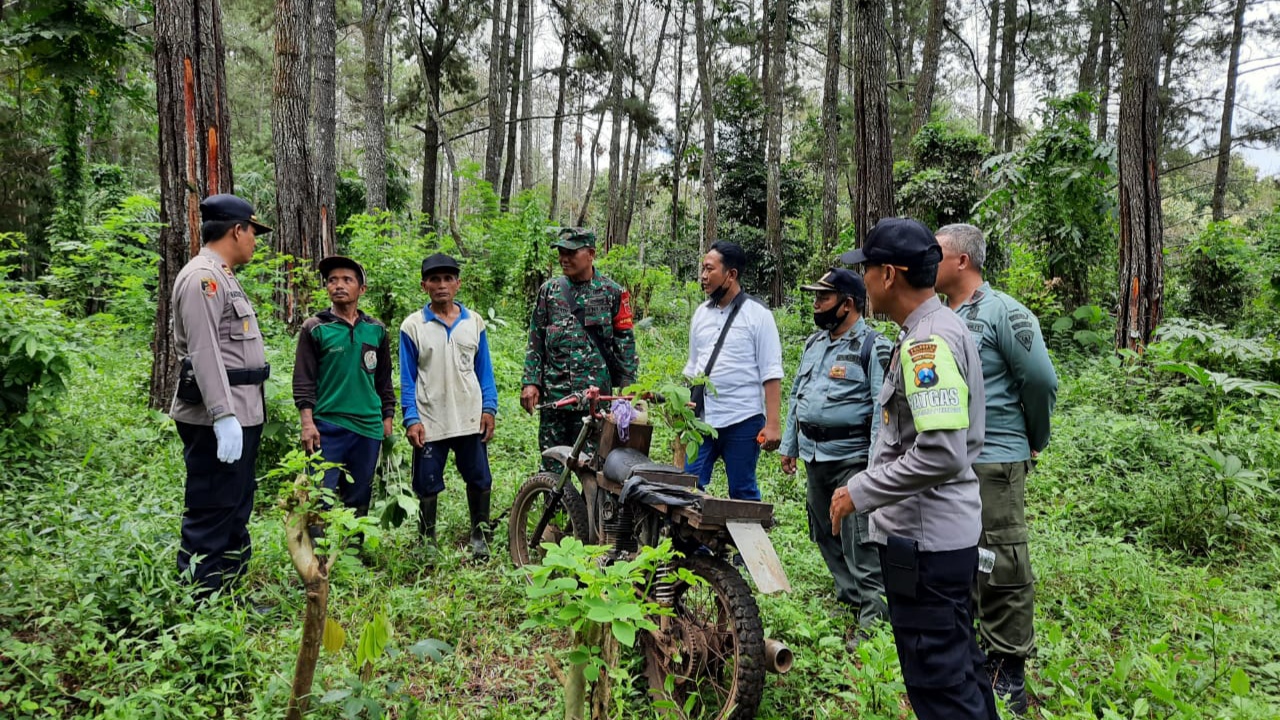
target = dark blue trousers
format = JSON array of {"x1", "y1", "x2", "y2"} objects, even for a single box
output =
[
  {"x1": 879, "y1": 542, "x2": 999, "y2": 720},
  {"x1": 684, "y1": 413, "x2": 765, "y2": 501},
  {"x1": 314, "y1": 419, "x2": 381, "y2": 508},
  {"x1": 411, "y1": 433, "x2": 492, "y2": 497},
  {"x1": 175, "y1": 421, "x2": 263, "y2": 597}
]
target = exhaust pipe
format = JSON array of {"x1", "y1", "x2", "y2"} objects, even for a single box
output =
[{"x1": 763, "y1": 638, "x2": 793, "y2": 674}]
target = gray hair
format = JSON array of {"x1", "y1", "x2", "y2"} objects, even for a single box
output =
[{"x1": 936, "y1": 223, "x2": 986, "y2": 271}]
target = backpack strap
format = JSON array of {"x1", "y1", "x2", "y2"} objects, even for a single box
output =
[{"x1": 860, "y1": 329, "x2": 886, "y2": 378}]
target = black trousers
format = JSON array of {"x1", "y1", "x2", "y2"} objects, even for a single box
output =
[
  {"x1": 880, "y1": 542, "x2": 999, "y2": 720},
  {"x1": 175, "y1": 421, "x2": 263, "y2": 597}
]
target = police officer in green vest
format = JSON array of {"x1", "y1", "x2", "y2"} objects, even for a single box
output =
[
  {"x1": 780, "y1": 268, "x2": 892, "y2": 641},
  {"x1": 935, "y1": 223, "x2": 1058, "y2": 714}
]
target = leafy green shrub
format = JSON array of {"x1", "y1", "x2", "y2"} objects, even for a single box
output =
[
  {"x1": 42, "y1": 193, "x2": 160, "y2": 323},
  {"x1": 1174, "y1": 222, "x2": 1255, "y2": 325},
  {"x1": 895, "y1": 120, "x2": 992, "y2": 230},
  {"x1": 0, "y1": 288, "x2": 76, "y2": 456},
  {"x1": 1049, "y1": 304, "x2": 1113, "y2": 356},
  {"x1": 976, "y1": 93, "x2": 1115, "y2": 308}
]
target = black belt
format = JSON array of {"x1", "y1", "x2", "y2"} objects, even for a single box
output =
[
  {"x1": 799, "y1": 421, "x2": 870, "y2": 442},
  {"x1": 227, "y1": 363, "x2": 271, "y2": 385}
]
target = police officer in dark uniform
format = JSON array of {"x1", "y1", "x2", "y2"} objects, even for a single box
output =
[
  {"x1": 170, "y1": 194, "x2": 271, "y2": 599},
  {"x1": 831, "y1": 218, "x2": 998, "y2": 720}
]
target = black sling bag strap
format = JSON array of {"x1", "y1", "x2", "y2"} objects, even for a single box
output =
[
  {"x1": 690, "y1": 291, "x2": 748, "y2": 417},
  {"x1": 557, "y1": 276, "x2": 627, "y2": 388}
]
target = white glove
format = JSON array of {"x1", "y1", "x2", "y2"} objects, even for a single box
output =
[{"x1": 213, "y1": 415, "x2": 244, "y2": 464}]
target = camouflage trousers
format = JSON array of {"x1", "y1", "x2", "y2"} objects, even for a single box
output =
[{"x1": 538, "y1": 408, "x2": 594, "y2": 474}]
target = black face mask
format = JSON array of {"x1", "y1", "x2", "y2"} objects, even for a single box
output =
[
  {"x1": 813, "y1": 303, "x2": 850, "y2": 331},
  {"x1": 709, "y1": 278, "x2": 733, "y2": 304}
]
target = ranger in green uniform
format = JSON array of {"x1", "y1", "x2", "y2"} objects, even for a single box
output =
[
  {"x1": 831, "y1": 218, "x2": 997, "y2": 720},
  {"x1": 936, "y1": 223, "x2": 1058, "y2": 714},
  {"x1": 520, "y1": 228, "x2": 638, "y2": 471},
  {"x1": 780, "y1": 268, "x2": 892, "y2": 637}
]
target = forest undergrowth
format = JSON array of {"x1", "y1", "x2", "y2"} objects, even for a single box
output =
[{"x1": 2, "y1": 309, "x2": 1279, "y2": 719}]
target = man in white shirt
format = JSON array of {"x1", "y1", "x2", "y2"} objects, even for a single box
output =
[{"x1": 683, "y1": 241, "x2": 785, "y2": 501}]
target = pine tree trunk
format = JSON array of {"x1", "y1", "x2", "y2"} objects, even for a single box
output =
[
  {"x1": 820, "y1": 0, "x2": 842, "y2": 253},
  {"x1": 1115, "y1": 0, "x2": 1164, "y2": 351},
  {"x1": 272, "y1": 0, "x2": 320, "y2": 326},
  {"x1": 500, "y1": 0, "x2": 529, "y2": 210},
  {"x1": 151, "y1": 0, "x2": 235, "y2": 410},
  {"x1": 549, "y1": 0, "x2": 573, "y2": 222},
  {"x1": 484, "y1": 0, "x2": 510, "y2": 188},
  {"x1": 362, "y1": 0, "x2": 391, "y2": 211},
  {"x1": 911, "y1": 0, "x2": 947, "y2": 134},
  {"x1": 980, "y1": 0, "x2": 998, "y2": 137},
  {"x1": 853, "y1": 0, "x2": 895, "y2": 246},
  {"x1": 577, "y1": 110, "x2": 608, "y2": 227},
  {"x1": 995, "y1": 0, "x2": 1016, "y2": 151},
  {"x1": 520, "y1": 0, "x2": 535, "y2": 193},
  {"x1": 765, "y1": 0, "x2": 787, "y2": 306},
  {"x1": 604, "y1": 0, "x2": 627, "y2": 248},
  {"x1": 669, "y1": 0, "x2": 687, "y2": 251},
  {"x1": 693, "y1": 0, "x2": 718, "y2": 250},
  {"x1": 313, "y1": 0, "x2": 337, "y2": 258},
  {"x1": 1210, "y1": 0, "x2": 1247, "y2": 222},
  {"x1": 844, "y1": 0, "x2": 857, "y2": 214},
  {"x1": 1096, "y1": 0, "x2": 1113, "y2": 141}
]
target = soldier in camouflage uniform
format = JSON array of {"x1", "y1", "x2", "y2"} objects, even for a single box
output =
[{"x1": 521, "y1": 228, "x2": 638, "y2": 472}]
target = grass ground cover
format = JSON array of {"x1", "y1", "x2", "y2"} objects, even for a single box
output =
[{"x1": 1, "y1": 311, "x2": 1278, "y2": 719}]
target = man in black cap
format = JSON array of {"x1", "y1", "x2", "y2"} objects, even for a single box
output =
[
  {"x1": 780, "y1": 268, "x2": 892, "y2": 642},
  {"x1": 399, "y1": 253, "x2": 498, "y2": 559},
  {"x1": 830, "y1": 218, "x2": 997, "y2": 719},
  {"x1": 520, "y1": 228, "x2": 638, "y2": 472},
  {"x1": 293, "y1": 256, "x2": 396, "y2": 528},
  {"x1": 170, "y1": 193, "x2": 273, "y2": 599}
]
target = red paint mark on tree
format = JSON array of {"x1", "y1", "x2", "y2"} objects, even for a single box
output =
[
  {"x1": 183, "y1": 58, "x2": 200, "y2": 257},
  {"x1": 207, "y1": 128, "x2": 220, "y2": 192}
]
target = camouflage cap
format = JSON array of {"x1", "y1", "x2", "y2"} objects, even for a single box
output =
[{"x1": 551, "y1": 227, "x2": 597, "y2": 250}]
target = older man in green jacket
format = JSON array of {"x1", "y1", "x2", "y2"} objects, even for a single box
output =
[{"x1": 935, "y1": 223, "x2": 1059, "y2": 715}]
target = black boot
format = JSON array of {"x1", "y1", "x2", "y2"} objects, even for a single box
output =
[
  {"x1": 466, "y1": 487, "x2": 491, "y2": 560},
  {"x1": 417, "y1": 493, "x2": 439, "y2": 555},
  {"x1": 986, "y1": 653, "x2": 1028, "y2": 715},
  {"x1": 352, "y1": 505, "x2": 370, "y2": 562}
]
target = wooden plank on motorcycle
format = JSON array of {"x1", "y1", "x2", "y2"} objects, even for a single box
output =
[
  {"x1": 726, "y1": 520, "x2": 792, "y2": 594},
  {"x1": 697, "y1": 497, "x2": 775, "y2": 524}
]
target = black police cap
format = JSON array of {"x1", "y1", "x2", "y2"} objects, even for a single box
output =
[
  {"x1": 199, "y1": 193, "x2": 272, "y2": 235},
  {"x1": 838, "y1": 218, "x2": 942, "y2": 269}
]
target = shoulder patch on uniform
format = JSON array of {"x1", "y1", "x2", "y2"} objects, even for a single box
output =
[
  {"x1": 200, "y1": 277, "x2": 218, "y2": 297},
  {"x1": 903, "y1": 334, "x2": 969, "y2": 432},
  {"x1": 614, "y1": 290, "x2": 634, "y2": 331}
]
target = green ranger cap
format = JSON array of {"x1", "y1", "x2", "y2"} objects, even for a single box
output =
[{"x1": 551, "y1": 227, "x2": 597, "y2": 250}]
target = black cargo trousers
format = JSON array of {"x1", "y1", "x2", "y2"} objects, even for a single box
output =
[{"x1": 880, "y1": 540, "x2": 999, "y2": 720}]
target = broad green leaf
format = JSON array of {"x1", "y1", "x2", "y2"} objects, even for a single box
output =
[
  {"x1": 612, "y1": 620, "x2": 636, "y2": 647},
  {"x1": 319, "y1": 688, "x2": 352, "y2": 704},
  {"x1": 322, "y1": 617, "x2": 346, "y2": 653},
  {"x1": 1230, "y1": 667, "x2": 1250, "y2": 696},
  {"x1": 408, "y1": 638, "x2": 453, "y2": 662}
]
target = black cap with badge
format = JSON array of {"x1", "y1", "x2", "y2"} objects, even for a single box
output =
[
  {"x1": 199, "y1": 193, "x2": 273, "y2": 235},
  {"x1": 801, "y1": 268, "x2": 866, "y2": 306},
  {"x1": 837, "y1": 218, "x2": 941, "y2": 268},
  {"x1": 318, "y1": 255, "x2": 366, "y2": 285}
]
